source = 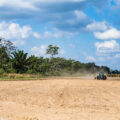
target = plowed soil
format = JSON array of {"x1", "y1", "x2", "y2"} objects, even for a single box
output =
[{"x1": 0, "y1": 77, "x2": 120, "y2": 120}]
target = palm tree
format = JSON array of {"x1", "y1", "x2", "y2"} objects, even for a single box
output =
[{"x1": 12, "y1": 50, "x2": 30, "y2": 73}]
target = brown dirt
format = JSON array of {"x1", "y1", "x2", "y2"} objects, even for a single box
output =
[{"x1": 0, "y1": 77, "x2": 120, "y2": 120}]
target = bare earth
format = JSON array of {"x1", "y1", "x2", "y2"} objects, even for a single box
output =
[{"x1": 0, "y1": 77, "x2": 120, "y2": 120}]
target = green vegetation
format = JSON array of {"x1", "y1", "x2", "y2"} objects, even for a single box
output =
[
  {"x1": 46, "y1": 45, "x2": 59, "y2": 58},
  {"x1": 0, "y1": 38, "x2": 112, "y2": 79}
]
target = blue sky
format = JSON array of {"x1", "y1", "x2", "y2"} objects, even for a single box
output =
[{"x1": 0, "y1": 0, "x2": 120, "y2": 69}]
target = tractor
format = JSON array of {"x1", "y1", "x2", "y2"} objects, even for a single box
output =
[{"x1": 95, "y1": 72, "x2": 107, "y2": 80}]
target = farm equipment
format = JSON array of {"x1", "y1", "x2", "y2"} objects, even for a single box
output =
[{"x1": 95, "y1": 72, "x2": 107, "y2": 80}]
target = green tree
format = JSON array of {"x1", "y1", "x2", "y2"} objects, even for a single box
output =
[
  {"x1": 72, "y1": 61, "x2": 82, "y2": 72},
  {"x1": 27, "y1": 56, "x2": 50, "y2": 74},
  {"x1": 46, "y1": 45, "x2": 59, "y2": 58},
  {"x1": 0, "y1": 38, "x2": 15, "y2": 71},
  {"x1": 0, "y1": 47, "x2": 9, "y2": 69},
  {"x1": 0, "y1": 38, "x2": 15, "y2": 56},
  {"x1": 100, "y1": 66, "x2": 110, "y2": 73},
  {"x1": 12, "y1": 50, "x2": 31, "y2": 73}
]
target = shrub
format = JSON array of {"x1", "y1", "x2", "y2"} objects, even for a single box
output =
[
  {"x1": 0, "y1": 69, "x2": 5, "y2": 76},
  {"x1": 7, "y1": 68, "x2": 16, "y2": 73}
]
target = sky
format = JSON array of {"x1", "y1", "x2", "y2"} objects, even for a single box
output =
[{"x1": 0, "y1": 0, "x2": 120, "y2": 69}]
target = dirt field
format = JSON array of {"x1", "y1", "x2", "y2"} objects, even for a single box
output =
[{"x1": 0, "y1": 77, "x2": 120, "y2": 120}]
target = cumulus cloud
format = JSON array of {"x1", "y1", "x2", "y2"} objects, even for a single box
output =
[
  {"x1": 31, "y1": 45, "x2": 47, "y2": 57},
  {"x1": 33, "y1": 30, "x2": 73, "y2": 39},
  {"x1": 13, "y1": 40, "x2": 26, "y2": 46},
  {"x1": 0, "y1": 21, "x2": 67, "y2": 45},
  {"x1": 59, "y1": 49, "x2": 65, "y2": 55},
  {"x1": 0, "y1": 0, "x2": 37, "y2": 10},
  {"x1": 0, "y1": 21, "x2": 40, "y2": 46},
  {"x1": 39, "y1": 31, "x2": 63, "y2": 39},
  {"x1": 86, "y1": 21, "x2": 108, "y2": 31},
  {"x1": 95, "y1": 40, "x2": 120, "y2": 55},
  {"x1": 86, "y1": 56, "x2": 96, "y2": 62},
  {"x1": 0, "y1": 0, "x2": 109, "y2": 10},
  {"x1": 0, "y1": 0, "x2": 110, "y2": 32},
  {"x1": 114, "y1": 54, "x2": 120, "y2": 58},
  {"x1": 32, "y1": 32, "x2": 41, "y2": 39},
  {"x1": 52, "y1": 10, "x2": 91, "y2": 32},
  {"x1": 31, "y1": 45, "x2": 65, "y2": 57},
  {"x1": 0, "y1": 21, "x2": 74, "y2": 47},
  {"x1": 94, "y1": 27, "x2": 120, "y2": 40},
  {"x1": 98, "y1": 57, "x2": 105, "y2": 61},
  {"x1": 0, "y1": 22, "x2": 31, "y2": 39}
]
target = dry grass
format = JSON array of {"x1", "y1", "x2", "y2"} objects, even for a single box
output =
[
  {"x1": 0, "y1": 73, "x2": 44, "y2": 81},
  {"x1": 0, "y1": 77, "x2": 120, "y2": 120},
  {"x1": 108, "y1": 74, "x2": 120, "y2": 77}
]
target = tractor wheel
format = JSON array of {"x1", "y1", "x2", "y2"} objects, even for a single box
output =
[
  {"x1": 97, "y1": 76, "x2": 100, "y2": 80},
  {"x1": 103, "y1": 76, "x2": 107, "y2": 80}
]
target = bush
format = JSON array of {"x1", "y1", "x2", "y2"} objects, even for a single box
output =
[
  {"x1": 26, "y1": 70, "x2": 36, "y2": 74},
  {"x1": 7, "y1": 68, "x2": 16, "y2": 73},
  {"x1": 0, "y1": 69, "x2": 5, "y2": 76}
]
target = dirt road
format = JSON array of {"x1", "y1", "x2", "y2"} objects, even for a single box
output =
[{"x1": 0, "y1": 78, "x2": 120, "y2": 120}]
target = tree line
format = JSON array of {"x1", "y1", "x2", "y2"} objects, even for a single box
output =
[{"x1": 0, "y1": 38, "x2": 111, "y2": 76}]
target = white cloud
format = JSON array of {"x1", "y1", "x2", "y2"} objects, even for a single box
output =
[
  {"x1": 0, "y1": 0, "x2": 107, "y2": 11},
  {"x1": 0, "y1": 21, "x2": 40, "y2": 46},
  {"x1": 41, "y1": 31, "x2": 63, "y2": 39},
  {"x1": 0, "y1": 21, "x2": 72, "y2": 47},
  {"x1": 86, "y1": 21, "x2": 108, "y2": 31},
  {"x1": 0, "y1": 0, "x2": 37, "y2": 10},
  {"x1": 0, "y1": 0, "x2": 109, "y2": 33},
  {"x1": 0, "y1": 22, "x2": 29, "y2": 39},
  {"x1": 0, "y1": 1, "x2": 93, "y2": 33},
  {"x1": 114, "y1": 54, "x2": 120, "y2": 59},
  {"x1": 34, "y1": 0, "x2": 84, "y2": 2},
  {"x1": 98, "y1": 57, "x2": 105, "y2": 61},
  {"x1": 33, "y1": 30, "x2": 72, "y2": 39},
  {"x1": 86, "y1": 56, "x2": 96, "y2": 62},
  {"x1": 31, "y1": 45, "x2": 47, "y2": 57},
  {"x1": 32, "y1": 32, "x2": 41, "y2": 39},
  {"x1": 74, "y1": 10, "x2": 88, "y2": 20},
  {"x1": 59, "y1": 49, "x2": 65, "y2": 55},
  {"x1": 94, "y1": 27, "x2": 120, "y2": 40},
  {"x1": 95, "y1": 40, "x2": 120, "y2": 55},
  {"x1": 31, "y1": 45, "x2": 65, "y2": 57},
  {"x1": 0, "y1": 0, "x2": 84, "y2": 10},
  {"x1": 13, "y1": 40, "x2": 26, "y2": 46}
]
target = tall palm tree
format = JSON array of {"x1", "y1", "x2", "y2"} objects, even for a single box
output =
[{"x1": 12, "y1": 50, "x2": 30, "y2": 73}]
